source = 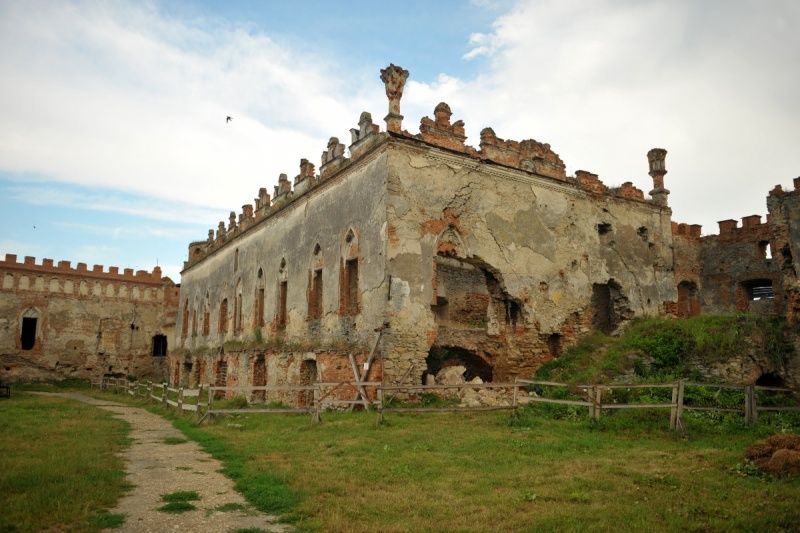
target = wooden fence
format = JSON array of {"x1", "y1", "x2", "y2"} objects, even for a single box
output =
[{"x1": 94, "y1": 376, "x2": 798, "y2": 430}]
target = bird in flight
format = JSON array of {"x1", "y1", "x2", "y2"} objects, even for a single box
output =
[{"x1": 226, "y1": 116, "x2": 232, "y2": 123}]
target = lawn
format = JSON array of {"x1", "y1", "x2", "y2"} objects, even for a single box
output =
[
  {"x1": 88, "y1": 384, "x2": 800, "y2": 532},
  {"x1": 0, "y1": 392, "x2": 131, "y2": 532}
]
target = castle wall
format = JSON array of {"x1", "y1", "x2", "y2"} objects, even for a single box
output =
[
  {"x1": 173, "y1": 143, "x2": 390, "y2": 385},
  {"x1": 0, "y1": 255, "x2": 177, "y2": 382},
  {"x1": 383, "y1": 137, "x2": 676, "y2": 384}
]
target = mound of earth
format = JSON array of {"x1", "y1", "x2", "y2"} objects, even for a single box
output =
[{"x1": 745, "y1": 434, "x2": 800, "y2": 477}]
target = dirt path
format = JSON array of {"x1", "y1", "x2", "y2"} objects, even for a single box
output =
[{"x1": 32, "y1": 392, "x2": 289, "y2": 532}]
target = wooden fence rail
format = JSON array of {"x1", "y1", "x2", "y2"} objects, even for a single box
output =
[{"x1": 95, "y1": 376, "x2": 798, "y2": 431}]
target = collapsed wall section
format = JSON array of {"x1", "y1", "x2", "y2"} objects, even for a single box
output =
[{"x1": 382, "y1": 137, "x2": 676, "y2": 385}]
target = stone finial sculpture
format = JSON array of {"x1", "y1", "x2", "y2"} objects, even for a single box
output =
[
  {"x1": 647, "y1": 148, "x2": 669, "y2": 206},
  {"x1": 380, "y1": 64, "x2": 409, "y2": 133},
  {"x1": 228, "y1": 211, "x2": 237, "y2": 231}
]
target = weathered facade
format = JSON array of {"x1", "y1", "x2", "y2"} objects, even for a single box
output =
[
  {"x1": 671, "y1": 177, "x2": 800, "y2": 320},
  {"x1": 0, "y1": 254, "x2": 178, "y2": 382},
  {"x1": 173, "y1": 65, "x2": 686, "y2": 394}
]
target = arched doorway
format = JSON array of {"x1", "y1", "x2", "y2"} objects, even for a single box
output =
[{"x1": 423, "y1": 346, "x2": 493, "y2": 384}]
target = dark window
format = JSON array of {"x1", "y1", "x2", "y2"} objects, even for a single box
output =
[
  {"x1": 152, "y1": 334, "x2": 167, "y2": 356},
  {"x1": 21, "y1": 317, "x2": 37, "y2": 350},
  {"x1": 219, "y1": 298, "x2": 228, "y2": 333},
  {"x1": 548, "y1": 334, "x2": 562, "y2": 358},
  {"x1": 256, "y1": 288, "x2": 265, "y2": 327},
  {"x1": 234, "y1": 248, "x2": 239, "y2": 272},
  {"x1": 344, "y1": 259, "x2": 359, "y2": 315},
  {"x1": 309, "y1": 269, "x2": 323, "y2": 319},
  {"x1": 278, "y1": 281, "x2": 288, "y2": 329},
  {"x1": 743, "y1": 279, "x2": 774, "y2": 301},
  {"x1": 592, "y1": 283, "x2": 613, "y2": 333}
]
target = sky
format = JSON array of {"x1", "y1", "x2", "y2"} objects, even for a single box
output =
[{"x1": 1, "y1": 0, "x2": 798, "y2": 281}]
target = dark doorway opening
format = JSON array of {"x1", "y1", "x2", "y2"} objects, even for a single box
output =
[
  {"x1": 424, "y1": 346, "x2": 493, "y2": 383},
  {"x1": 151, "y1": 334, "x2": 167, "y2": 356},
  {"x1": 755, "y1": 372, "x2": 784, "y2": 387},
  {"x1": 20, "y1": 317, "x2": 37, "y2": 350},
  {"x1": 252, "y1": 355, "x2": 266, "y2": 403}
]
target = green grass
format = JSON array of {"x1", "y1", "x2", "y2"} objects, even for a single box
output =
[
  {"x1": 0, "y1": 392, "x2": 131, "y2": 532},
  {"x1": 161, "y1": 490, "x2": 201, "y2": 502},
  {"x1": 163, "y1": 436, "x2": 188, "y2": 445},
  {"x1": 536, "y1": 313, "x2": 796, "y2": 383},
  {"x1": 112, "y1": 397, "x2": 799, "y2": 531},
  {"x1": 157, "y1": 501, "x2": 197, "y2": 513},
  {"x1": 215, "y1": 502, "x2": 247, "y2": 512},
  {"x1": 87, "y1": 511, "x2": 126, "y2": 528}
]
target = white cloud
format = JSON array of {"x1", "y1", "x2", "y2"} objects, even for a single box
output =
[
  {"x1": 54, "y1": 221, "x2": 199, "y2": 240},
  {"x1": 0, "y1": 1, "x2": 382, "y2": 217},
  {"x1": 416, "y1": 0, "x2": 800, "y2": 234},
  {"x1": 0, "y1": 240, "x2": 45, "y2": 259}
]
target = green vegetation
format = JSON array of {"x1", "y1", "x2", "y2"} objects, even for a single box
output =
[
  {"x1": 158, "y1": 491, "x2": 200, "y2": 513},
  {"x1": 161, "y1": 490, "x2": 201, "y2": 502},
  {"x1": 0, "y1": 393, "x2": 131, "y2": 532},
  {"x1": 537, "y1": 314, "x2": 795, "y2": 383},
  {"x1": 158, "y1": 501, "x2": 197, "y2": 513},
  {"x1": 108, "y1": 390, "x2": 800, "y2": 532},
  {"x1": 215, "y1": 502, "x2": 247, "y2": 512},
  {"x1": 87, "y1": 511, "x2": 126, "y2": 529}
]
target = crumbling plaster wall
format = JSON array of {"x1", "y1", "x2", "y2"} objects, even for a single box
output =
[
  {"x1": 176, "y1": 149, "x2": 390, "y2": 365},
  {"x1": 383, "y1": 140, "x2": 676, "y2": 383},
  {"x1": 0, "y1": 259, "x2": 175, "y2": 382}
]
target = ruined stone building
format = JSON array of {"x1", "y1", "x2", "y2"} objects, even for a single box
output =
[
  {"x1": 0, "y1": 255, "x2": 178, "y2": 381},
  {"x1": 3, "y1": 64, "x2": 796, "y2": 390},
  {"x1": 173, "y1": 63, "x2": 744, "y2": 394}
]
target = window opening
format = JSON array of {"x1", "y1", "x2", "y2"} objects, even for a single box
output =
[
  {"x1": 20, "y1": 316, "x2": 37, "y2": 350},
  {"x1": 743, "y1": 279, "x2": 774, "y2": 301},
  {"x1": 310, "y1": 269, "x2": 323, "y2": 319},
  {"x1": 219, "y1": 298, "x2": 228, "y2": 333},
  {"x1": 278, "y1": 281, "x2": 288, "y2": 329},
  {"x1": 152, "y1": 334, "x2": 167, "y2": 356},
  {"x1": 344, "y1": 258, "x2": 359, "y2": 314}
]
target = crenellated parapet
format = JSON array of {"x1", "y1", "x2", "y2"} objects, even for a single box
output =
[
  {"x1": 417, "y1": 103, "x2": 471, "y2": 154},
  {"x1": 671, "y1": 222, "x2": 703, "y2": 239},
  {"x1": 478, "y1": 127, "x2": 567, "y2": 180},
  {"x1": 184, "y1": 64, "x2": 676, "y2": 271},
  {"x1": 0, "y1": 254, "x2": 168, "y2": 284}
]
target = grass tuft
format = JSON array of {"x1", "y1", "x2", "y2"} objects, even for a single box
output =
[
  {"x1": 161, "y1": 490, "x2": 200, "y2": 503},
  {"x1": 215, "y1": 502, "x2": 247, "y2": 512},
  {"x1": 157, "y1": 502, "x2": 197, "y2": 513},
  {"x1": 87, "y1": 511, "x2": 126, "y2": 528}
]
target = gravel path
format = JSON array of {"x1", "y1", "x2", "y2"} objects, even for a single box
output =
[{"x1": 32, "y1": 392, "x2": 289, "y2": 533}]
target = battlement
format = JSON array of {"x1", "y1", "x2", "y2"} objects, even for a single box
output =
[
  {"x1": 671, "y1": 222, "x2": 703, "y2": 239},
  {"x1": 184, "y1": 64, "x2": 672, "y2": 270},
  {"x1": 0, "y1": 254, "x2": 168, "y2": 285},
  {"x1": 768, "y1": 176, "x2": 800, "y2": 198}
]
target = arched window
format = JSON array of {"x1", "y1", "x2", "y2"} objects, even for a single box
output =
[
  {"x1": 277, "y1": 259, "x2": 288, "y2": 330},
  {"x1": 181, "y1": 299, "x2": 189, "y2": 339},
  {"x1": 233, "y1": 279, "x2": 243, "y2": 334},
  {"x1": 309, "y1": 245, "x2": 323, "y2": 320},
  {"x1": 255, "y1": 268, "x2": 265, "y2": 328},
  {"x1": 219, "y1": 298, "x2": 228, "y2": 334},
  {"x1": 341, "y1": 229, "x2": 360, "y2": 315},
  {"x1": 20, "y1": 308, "x2": 38, "y2": 351},
  {"x1": 202, "y1": 292, "x2": 210, "y2": 336}
]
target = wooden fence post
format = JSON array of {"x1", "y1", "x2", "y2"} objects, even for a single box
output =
[
  {"x1": 586, "y1": 387, "x2": 594, "y2": 419},
  {"x1": 311, "y1": 385, "x2": 321, "y2": 424},
  {"x1": 207, "y1": 387, "x2": 213, "y2": 423},
  {"x1": 196, "y1": 385, "x2": 203, "y2": 421},
  {"x1": 512, "y1": 379, "x2": 519, "y2": 418},
  {"x1": 670, "y1": 382, "x2": 679, "y2": 430},
  {"x1": 676, "y1": 380, "x2": 685, "y2": 431},
  {"x1": 162, "y1": 383, "x2": 168, "y2": 406},
  {"x1": 377, "y1": 386, "x2": 384, "y2": 426},
  {"x1": 178, "y1": 387, "x2": 183, "y2": 412},
  {"x1": 744, "y1": 385, "x2": 757, "y2": 426},
  {"x1": 594, "y1": 387, "x2": 602, "y2": 421}
]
